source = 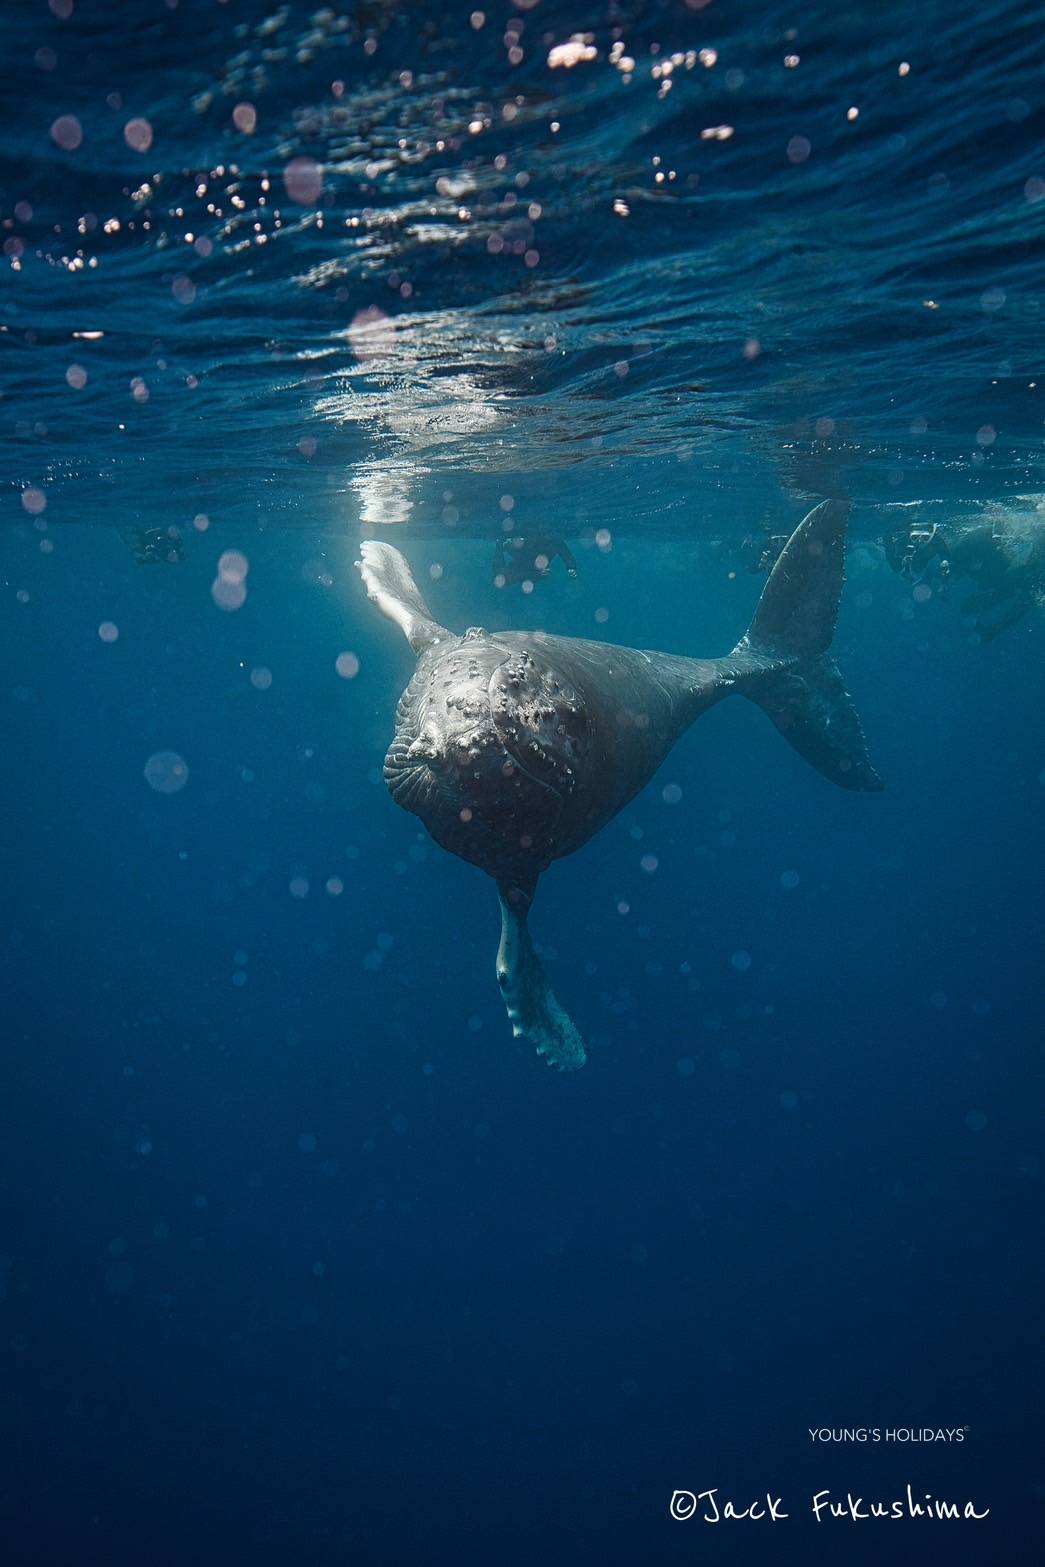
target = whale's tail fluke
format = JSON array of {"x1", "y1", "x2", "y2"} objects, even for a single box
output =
[{"x1": 730, "y1": 499, "x2": 883, "y2": 791}]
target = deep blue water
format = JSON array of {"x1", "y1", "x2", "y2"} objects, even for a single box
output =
[{"x1": 3, "y1": 0, "x2": 1044, "y2": 1562}]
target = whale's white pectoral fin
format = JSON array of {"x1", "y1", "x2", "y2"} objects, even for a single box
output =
[
  {"x1": 356, "y1": 540, "x2": 448, "y2": 654},
  {"x1": 496, "y1": 885, "x2": 586, "y2": 1071}
]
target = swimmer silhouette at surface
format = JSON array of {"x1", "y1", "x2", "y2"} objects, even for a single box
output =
[
  {"x1": 123, "y1": 526, "x2": 185, "y2": 566},
  {"x1": 885, "y1": 510, "x2": 1045, "y2": 639},
  {"x1": 494, "y1": 533, "x2": 578, "y2": 590}
]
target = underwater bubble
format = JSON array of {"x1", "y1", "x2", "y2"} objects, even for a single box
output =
[
  {"x1": 965, "y1": 1111, "x2": 988, "y2": 1133},
  {"x1": 218, "y1": 549, "x2": 249, "y2": 583},
  {"x1": 780, "y1": 869, "x2": 800, "y2": 889},
  {"x1": 123, "y1": 118, "x2": 153, "y2": 153},
  {"x1": 335, "y1": 651, "x2": 360, "y2": 679},
  {"x1": 930, "y1": 990, "x2": 948, "y2": 1009},
  {"x1": 662, "y1": 783, "x2": 683, "y2": 804},
  {"x1": 50, "y1": 115, "x2": 83, "y2": 151},
  {"x1": 912, "y1": 583, "x2": 933, "y2": 603},
  {"x1": 298, "y1": 1133, "x2": 318, "y2": 1153},
  {"x1": 731, "y1": 949, "x2": 752, "y2": 972},
  {"x1": 289, "y1": 877, "x2": 310, "y2": 899},
  {"x1": 66, "y1": 364, "x2": 87, "y2": 389},
  {"x1": 232, "y1": 102, "x2": 257, "y2": 134},
  {"x1": 21, "y1": 487, "x2": 46, "y2": 515},
  {"x1": 780, "y1": 1090, "x2": 799, "y2": 1109},
  {"x1": 211, "y1": 576, "x2": 246, "y2": 611},
  {"x1": 284, "y1": 157, "x2": 323, "y2": 205},
  {"x1": 325, "y1": 877, "x2": 344, "y2": 896},
  {"x1": 98, "y1": 622, "x2": 119, "y2": 643},
  {"x1": 640, "y1": 855, "x2": 659, "y2": 873},
  {"x1": 144, "y1": 751, "x2": 189, "y2": 794},
  {"x1": 249, "y1": 667, "x2": 272, "y2": 690},
  {"x1": 676, "y1": 1056, "x2": 696, "y2": 1078}
]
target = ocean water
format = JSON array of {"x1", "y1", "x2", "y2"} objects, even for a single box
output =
[{"x1": 3, "y1": 0, "x2": 1044, "y2": 1561}]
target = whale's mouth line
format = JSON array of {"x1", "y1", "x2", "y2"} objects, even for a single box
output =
[{"x1": 383, "y1": 745, "x2": 450, "y2": 814}]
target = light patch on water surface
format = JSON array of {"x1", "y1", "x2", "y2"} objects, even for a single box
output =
[
  {"x1": 547, "y1": 37, "x2": 598, "y2": 70},
  {"x1": 352, "y1": 464, "x2": 418, "y2": 526}
]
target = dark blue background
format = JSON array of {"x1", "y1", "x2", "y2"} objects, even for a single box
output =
[{"x1": 4, "y1": 525, "x2": 1043, "y2": 1563}]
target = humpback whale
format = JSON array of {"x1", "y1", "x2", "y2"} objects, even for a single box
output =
[{"x1": 358, "y1": 500, "x2": 881, "y2": 1070}]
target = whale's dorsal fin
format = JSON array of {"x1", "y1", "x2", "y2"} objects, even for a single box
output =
[{"x1": 357, "y1": 541, "x2": 449, "y2": 654}]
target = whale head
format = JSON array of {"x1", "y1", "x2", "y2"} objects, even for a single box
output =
[{"x1": 383, "y1": 633, "x2": 571, "y2": 880}]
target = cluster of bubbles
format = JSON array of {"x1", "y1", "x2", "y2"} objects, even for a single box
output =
[{"x1": 211, "y1": 549, "x2": 249, "y2": 611}]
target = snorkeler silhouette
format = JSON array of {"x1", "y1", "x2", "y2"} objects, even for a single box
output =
[
  {"x1": 123, "y1": 526, "x2": 185, "y2": 566},
  {"x1": 494, "y1": 533, "x2": 578, "y2": 589},
  {"x1": 885, "y1": 511, "x2": 1045, "y2": 639}
]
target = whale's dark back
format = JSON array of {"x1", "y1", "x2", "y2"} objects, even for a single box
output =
[
  {"x1": 493, "y1": 631, "x2": 721, "y2": 860},
  {"x1": 383, "y1": 629, "x2": 718, "y2": 883}
]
